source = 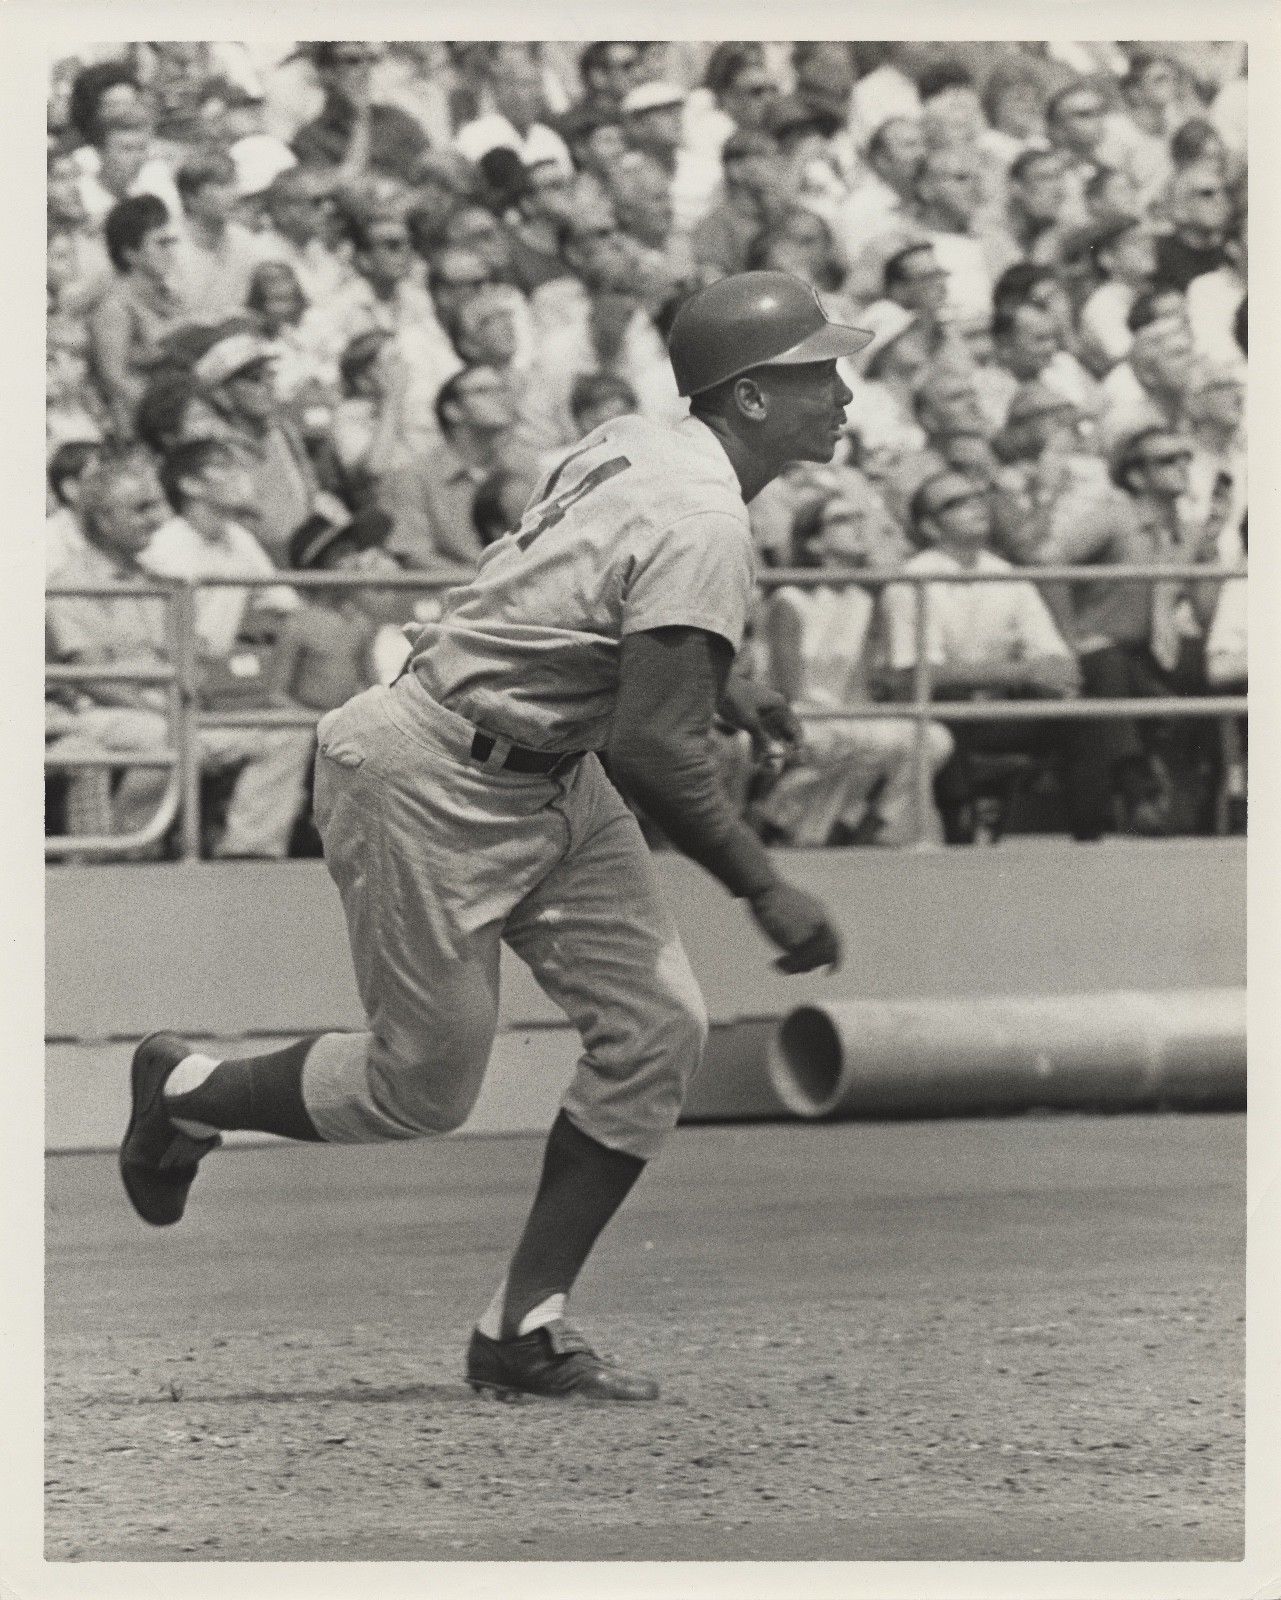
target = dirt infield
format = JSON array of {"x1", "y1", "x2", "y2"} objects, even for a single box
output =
[{"x1": 45, "y1": 1112, "x2": 1243, "y2": 1562}]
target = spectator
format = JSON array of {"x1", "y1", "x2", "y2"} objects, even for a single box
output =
[
  {"x1": 620, "y1": 80, "x2": 720, "y2": 243},
  {"x1": 764, "y1": 97, "x2": 848, "y2": 220},
  {"x1": 1153, "y1": 161, "x2": 1234, "y2": 292},
  {"x1": 291, "y1": 42, "x2": 428, "y2": 184},
  {"x1": 1184, "y1": 364, "x2": 1247, "y2": 562},
  {"x1": 245, "y1": 260, "x2": 335, "y2": 420},
  {"x1": 454, "y1": 43, "x2": 572, "y2": 176},
  {"x1": 520, "y1": 203, "x2": 679, "y2": 450},
  {"x1": 439, "y1": 203, "x2": 521, "y2": 288},
  {"x1": 74, "y1": 101, "x2": 184, "y2": 227},
  {"x1": 690, "y1": 129, "x2": 785, "y2": 277},
  {"x1": 494, "y1": 154, "x2": 581, "y2": 293},
  {"x1": 575, "y1": 41, "x2": 642, "y2": 114},
  {"x1": 978, "y1": 62, "x2": 1049, "y2": 166},
  {"x1": 834, "y1": 115, "x2": 924, "y2": 263},
  {"x1": 568, "y1": 372, "x2": 639, "y2": 438},
  {"x1": 1043, "y1": 81, "x2": 1138, "y2": 226},
  {"x1": 861, "y1": 241, "x2": 963, "y2": 366},
  {"x1": 266, "y1": 510, "x2": 399, "y2": 711},
  {"x1": 1083, "y1": 163, "x2": 1143, "y2": 223},
  {"x1": 752, "y1": 493, "x2": 953, "y2": 846},
  {"x1": 1028, "y1": 427, "x2": 1215, "y2": 834},
  {"x1": 608, "y1": 150, "x2": 678, "y2": 270},
  {"x1": 1203, "y1": 514, "x2": 1246, "y2": 690},
  {"x1": 695, "y1": 42, "x2": 778, "y2": 152},
  {"x1": 45, "y1": 440, "x2": 102, "y2": 578},
  {"x1": 1185, "y1": 212, "x2": 1246, "y2": 365},
  {"x1": 144, "y1": 437, "x2": 298, "y2": 662},
  {"x1": 990, "y1": 384, "x2": 1111, "y2": 565},
  {"x1": 307, "y1": 206, "x2": 460, "y2": 448},
  {"x1": 1097, "y1": 290, "x2": 1197, "y2": 444},
  {"x1": 87, "y1": 194, "x2": 191, "y2": 436},
  {"x1": 257, "y1": 166, "x2": 350, "y2": 304},
  {"x1": 173, "y1": 148, "x2": 271, "y2": 314},
  {"x1": 909, "y1": 144, "x2": 1016, "y2": 326},
  {"x1": 746, "y1": 206, "x2": 847, "y2": 299},
  {"x1": 45, "y1": 447, "x2": 312, "y2": 856},
  {"x1": 133, "y1": 368, "x2": 224, "y2": 456},
  {"x1": 557, "y1": 103, "x2": 628, "y2": 212},
  {"x1": 1077, "y1": 214, "x2": 1158, "y2": 372},
  {"x1": 191, "y1": 321, "x2": 324, "y2": 563},
  {"x1": 882, "y1": 469, "x2": 1113, "y2": 842},
  {"x1": 1005, "y1": 147, "x2": 1073, "y2": 263},
  {"x1": 989, "y1": 301, "x2": 1101, "y2": 420},
  {"x1": 378, "y1": 363, "x2": 524, "y2": 571}
]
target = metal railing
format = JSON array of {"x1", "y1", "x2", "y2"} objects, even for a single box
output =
[{"x1": 45, "y1": 562, "x2": 1247, "y2": 859}]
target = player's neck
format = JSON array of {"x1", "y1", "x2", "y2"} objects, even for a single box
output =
[{"x1": 690, "y1": 414, "x2": 780, "y2": 504}]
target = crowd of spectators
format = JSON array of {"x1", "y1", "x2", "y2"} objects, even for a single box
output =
[{"x1": 44, "y1": 39, "x2": 1248, "y2": 856}]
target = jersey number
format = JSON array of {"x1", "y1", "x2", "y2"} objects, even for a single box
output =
[{"x1": 516, "y1": 454, "x2": 632, "y2": 551}]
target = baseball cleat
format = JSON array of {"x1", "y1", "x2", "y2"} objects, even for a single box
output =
[
  {"x1": 465, "y1": 1320, "x2": 659, "y2": 1402},
  {"x1": 119, "y1": 1032, "x2": 221, "y2": 1227}
]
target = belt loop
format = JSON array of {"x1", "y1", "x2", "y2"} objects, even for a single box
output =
[{"x1": 481, "y1": 734, "x2": 514, "y2": 770}]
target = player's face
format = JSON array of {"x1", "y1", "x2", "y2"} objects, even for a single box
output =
[{"x1": 755, "y1": 360, "x2": 854, "y2": 465}]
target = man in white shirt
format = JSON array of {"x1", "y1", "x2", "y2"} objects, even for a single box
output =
[
  {"x1": 454, "y1": 43, "x2": 574, "y2": 176},
  {"x1": 882, "y1": 469, "x2": 1114, "y2": 841},
  {"x1": 172, "y1": 150, "x2": 273, "y2": 318},
  {"x1": 142, "y1": 438, "x2": 298, "y2": 660}
]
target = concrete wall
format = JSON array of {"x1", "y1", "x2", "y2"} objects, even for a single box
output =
[
  {"x1": 47, "y1": 840, "x2": 1245, "y2": 1040},
  {"x1": 45, "y1": 841, "x2": 1246, "y2": 1150}
]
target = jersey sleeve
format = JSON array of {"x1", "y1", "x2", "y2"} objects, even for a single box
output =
[{"x1": 620, "y1": 510, "x2": 755, "y2": 651}]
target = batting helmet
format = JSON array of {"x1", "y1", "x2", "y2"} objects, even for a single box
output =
[{"x1": 667, "y1": 271, "x2": 873, "y2": 397}]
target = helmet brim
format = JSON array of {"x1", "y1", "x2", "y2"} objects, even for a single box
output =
[
  {"x1": 682, "y1": 316, "x2": 875, "y2": 393},
  {"x1": 762, "y1": 318, "x2": 875, "y2": 366}
]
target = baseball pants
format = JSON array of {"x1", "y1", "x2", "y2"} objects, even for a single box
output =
[{"x1": 304, "y1": 675, "x2": 709, "y2": 1160}]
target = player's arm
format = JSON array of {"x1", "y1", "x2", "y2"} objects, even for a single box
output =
[{"x1": 608, "y1": 626, "x2": 840, "y2": 974}]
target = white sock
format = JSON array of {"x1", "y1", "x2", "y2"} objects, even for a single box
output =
[
  {"x1": 476, "y1": 1285, "x2": 568, "y2": 1339},
  {"x1": 162, "y1": 1052, "x2": 222, "y2": 1138},
  {"x1": 476, "y1": 1277, "x2": 508, "y2": 1340},
  {"x1": 516, "y1": 1293, "x2": 567, "y2": 1337}
]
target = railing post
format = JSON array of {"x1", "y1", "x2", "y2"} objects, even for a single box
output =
[
  {"x1": 910, "y1": 577, "x2": 935, "y2": 848},
  {"x1": 171, "y1": 582, "x2": 202, "y2": 862}
]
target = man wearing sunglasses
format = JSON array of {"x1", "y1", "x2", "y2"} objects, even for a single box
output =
[{"x1": 1027, "y1": 426, "x2": 1214, "y2": 835}]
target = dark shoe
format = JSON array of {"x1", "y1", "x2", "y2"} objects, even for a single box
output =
[
  {"x1": 465, "y1": 1320, "x2": 659, "y2": 1402},
  {"x1": 120, "y1": 1032, "x2": 221, "y2": 1227}
]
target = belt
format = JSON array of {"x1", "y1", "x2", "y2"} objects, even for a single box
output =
[{"x1": 469, "y1": 730, "x2": 584, "y2": 775}]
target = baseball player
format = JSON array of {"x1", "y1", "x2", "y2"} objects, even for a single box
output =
[{"x1": 121, "y1": 271, "x2": 870, "y2": 1402}]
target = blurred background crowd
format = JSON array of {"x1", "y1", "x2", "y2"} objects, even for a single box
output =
[{"x1": 44, "y1": 39, "x2": 1248, "y2": 858}]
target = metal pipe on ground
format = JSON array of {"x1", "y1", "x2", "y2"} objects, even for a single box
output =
[{"x1": 768, "y1": 990, "x2": 1246, "y2": 1119}]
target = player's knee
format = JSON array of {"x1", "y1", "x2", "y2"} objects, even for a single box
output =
[{"x1": 367, "y1": 1025, "x2": 492, "y2": 1137}]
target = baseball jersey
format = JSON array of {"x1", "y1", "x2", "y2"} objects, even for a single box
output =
[{"x1": 409, "y1": 414, "x2": 755, "y2": 752}]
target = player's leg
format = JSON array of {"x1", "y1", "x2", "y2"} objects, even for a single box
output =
[
  {"x1": 466, "y1": 759, "x2": 707, "y2": 1398},
  {"x1": 120, "y1": 719, "x2": 504, "y2": 1224}
]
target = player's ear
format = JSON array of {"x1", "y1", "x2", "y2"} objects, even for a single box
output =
[{"x1": 731, "y1": 373, "x2": 768, "y2": 424}]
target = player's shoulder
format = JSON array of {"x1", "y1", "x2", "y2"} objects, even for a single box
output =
[{"x1": 594, "y1": 413, "x2": 745, "y2": 514}]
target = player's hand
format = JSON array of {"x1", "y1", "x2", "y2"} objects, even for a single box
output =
[
  {"x1": 748, "y1": 883, "x2": 842, "y2": 974},
  {"x1": 720, "y1": 676, "x2": 803, "y2": 754}
]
